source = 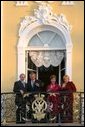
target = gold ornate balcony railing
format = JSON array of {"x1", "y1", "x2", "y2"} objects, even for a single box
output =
[{"x1": 1, "y1": 92, "x2": 84, "y2": 125}]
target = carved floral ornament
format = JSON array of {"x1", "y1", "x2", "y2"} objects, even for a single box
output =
[
  {"x1": 35, "y1": 1, "x2": 74, "y2": 5},
  {"x1": 16, "y1": 1, "x2": 74, "y2": 6},
  {"x1": 18, "y1": 2, "x2": 72, "y2": 68},
  {"x1": 35, "y1": 1, "x2": 55, "y2": 3},
  {"x1": 19, "y1": 2, "x2": 72, "y2": 36}
]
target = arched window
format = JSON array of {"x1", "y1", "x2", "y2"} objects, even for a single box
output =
[{"x1": 17, "y1": 3, "x2": 73, "y2": 83}]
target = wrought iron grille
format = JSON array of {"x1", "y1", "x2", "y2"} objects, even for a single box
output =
[{"x1": 1, "y1": 92, "x2": 84, "y2": 125}]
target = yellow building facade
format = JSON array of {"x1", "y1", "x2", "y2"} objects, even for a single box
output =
[{"x1": 1, "y1": 1, "x2": 84, "y2": 92}]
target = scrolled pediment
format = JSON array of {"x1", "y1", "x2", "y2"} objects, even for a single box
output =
[{"x1": 19, "y1": 3, "x2": 72, "y2": 37}]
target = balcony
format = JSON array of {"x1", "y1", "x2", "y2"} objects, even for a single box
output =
[{"x1": 1, "y1": 92, "x2": 84, "y2": 126}]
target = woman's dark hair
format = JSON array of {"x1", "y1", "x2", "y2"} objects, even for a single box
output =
[{"x1": 50, "y1": 75, "x2": 56, "y2": 80}]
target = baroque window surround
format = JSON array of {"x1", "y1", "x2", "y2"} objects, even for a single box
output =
[
  {"x1": 15, "y1": 1, "x2": 74, "y2": 6},
  {"x1": 17, "y1": 3, "x2": 73, "y2": 80}
]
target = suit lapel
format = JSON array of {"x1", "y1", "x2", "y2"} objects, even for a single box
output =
[{"x1": 20, "y1": 81, "x2": 26, "y2": 90}]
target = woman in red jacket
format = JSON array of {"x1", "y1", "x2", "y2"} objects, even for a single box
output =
[
  {"x1": 47, "y1": 75, "x2": 61, "y2": 122},
  {"x1": 61, "y1": 75, "x2": 76, "y2": 123}
]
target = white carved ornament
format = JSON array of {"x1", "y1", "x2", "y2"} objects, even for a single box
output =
[
  {"x1": 35, "y1": 1, "x2": 55, "y2": 3},
  {"x1": 16, "y1": 1, "x2": 74, "y2": 6},
  {"x1": 35, "y1": 1, "x2": 74, "y2": 5},
  {"x1": 19, "y1": 3, "x2": 72, "y2": 36},
  {"x1": 62, "y1": 1, "x2": 74, "y2": 5},
  {"x1": 16, "y1": 1, "x2": 28, "y2": 6}
]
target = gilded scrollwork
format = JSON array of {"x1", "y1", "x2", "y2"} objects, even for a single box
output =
[
  {"x1": 73, "y1": 93, "x2": 80, "y2": 123},
  {"x1": 32, "y1": 94, "x2": 47, "y2": 121},
  {"x1": 1, "y1": 94, "x2": 16, "y2": 123},
  {"x1": 1, "y1": 92, "x2": 84, "y2": 124}
]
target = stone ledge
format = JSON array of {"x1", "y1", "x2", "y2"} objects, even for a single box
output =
[{"x1": 1, "y1": 123, "x2": 84, "y2": 126}]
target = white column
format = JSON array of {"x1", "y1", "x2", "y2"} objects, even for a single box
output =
[
  {"x1": 25, "y1": 51, "x2": 28, "y2": 82},
  {"x1": 59, "y1": 64, "x2": 61, "y2": 85},
  {"x1": 18, "y1": 47, "x2": 25, "y2": 80},
  {"x1": 36, "y1": 67, "x2": 38, "y2": 80},
  {"x1": 66, "y1": 47, "x2": 72, "y2": 80}
]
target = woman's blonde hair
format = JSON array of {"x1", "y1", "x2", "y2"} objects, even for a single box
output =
[{"x1": 63, "y1": 75, "x2": 70, "y2": 80}]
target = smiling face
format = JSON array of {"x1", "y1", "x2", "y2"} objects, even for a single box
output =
[
  {"x1": 20, "y1": 74, "x2": 26, "y2": 81},
  {"x1": 50, "y1": 75, "x2": 56, "y2": 84},
  {"x1": 51, "y1": 77, "x2": 56, "y2": 84},
  {"x1": 30, "y1": 72, "x2": 36, "y2": 80},
  {"x1": 63, "y1": 75, "x2": 70, "y2": 83}
]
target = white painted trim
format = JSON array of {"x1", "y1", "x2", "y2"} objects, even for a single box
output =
[
  {"x1": 17, "y1": 48, "x2": 26, "y2": 79},
  {"x1": 17, "y1": 4, "x2": 73, "y2": 80},
  {"x1": 59, "y1": 64, "x2": 61, "y2": 85},
  {"x1": 25, "y1": 51, "x2": 28, "y2": 82},
  {"x1": 17, "y1": 26, "x2": 72, "y2": 80},
  {"x1": 35, "y1": 1, "x2": 74, "y2": 5},
  {"x1": 65, "y1": 47, "x2": 72, "y2": 80},
  {"x1": 25, "y1": 47, "x2": 66, "y2": 51},
  {"x1": 36, "y1": 67, "x2": 38, "y2": 80},
  {"x1": 18, "y1": 22, "x2": 72, "y2": 48}
]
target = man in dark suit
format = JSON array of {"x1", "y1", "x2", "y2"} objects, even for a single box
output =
[
  {"x1": 27, "y1": 72, "x2": 42, "y2": 122},
  {"x1": 27, "y1": 72, "x2": 41, "y2": 92},
  {"x1": 13, "y1": 73, "x2": 27, "y2": 123}
]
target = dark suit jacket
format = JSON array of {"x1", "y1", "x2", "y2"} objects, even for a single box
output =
[
  {"x1": 13, "y1": 80, "x2": 27, "y2": 105},
  {"x1": 27, "y1": 80, "x2": 41, "y2": 93},
  {"x1": 27, "y1": 80, "x2": 42, "y2": 103}
]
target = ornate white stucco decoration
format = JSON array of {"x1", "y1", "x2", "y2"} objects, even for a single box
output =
[
  {"x1": 29, "y1": 51, "x2": 64, "y2": 67},
  {"x1": 19, "y1": 2, "x2": 72, "y2": 36},
  {"x1": 35, "y1": 1, "x2": 74, "y2": 4},
  {"x1": 35, "y1": 1, "x2": 54, "y2": 3},
  {"x1": 62, "y1": 1, "x2": 74, "y2": 5},
  {"x1": 18, "y1": 1, "x2": 73, "y2": 79},
  {"x1": 34, "y1": 3, "x2": 53, "y2": 24},
  {"x1": 16, "y1": 1, "x2": 28, "y2": 6}
]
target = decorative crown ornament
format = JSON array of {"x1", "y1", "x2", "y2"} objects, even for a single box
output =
[{"x1": 32, "y1": 94, "x2": 47, "y2": 121}]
